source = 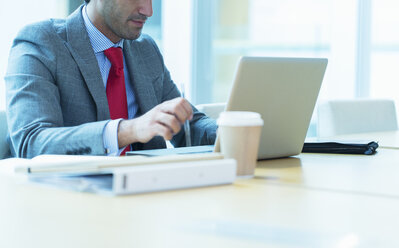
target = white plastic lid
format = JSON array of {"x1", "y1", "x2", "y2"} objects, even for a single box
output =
[{"x1": 217, "y1": 111, "x2": 264, "y2": 126}]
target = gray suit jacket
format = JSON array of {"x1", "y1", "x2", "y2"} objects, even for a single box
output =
[{"x1": 5, "y1": 6, "x2": 217, "y2": 158}]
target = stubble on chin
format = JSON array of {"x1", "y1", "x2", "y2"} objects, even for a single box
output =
[
  {"x1": 109, "y1": 22, "x2": 143, "y2": 41},
  {"x1": 123, "y1": 25, "x2": 143, "y2": 40},
  {"x1": 123, "y1": 30, "x2": 142, "y2": 40}
]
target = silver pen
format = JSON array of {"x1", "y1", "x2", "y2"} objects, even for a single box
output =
[{"x1": 180, "y1": 83, "x2": 192, "y2": 147}]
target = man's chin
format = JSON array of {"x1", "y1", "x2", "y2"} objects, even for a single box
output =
[{"x1": 123, "y1": 29, "x2": 143, "y2": 40}]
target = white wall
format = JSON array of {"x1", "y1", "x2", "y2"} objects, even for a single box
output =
[
  {"x1": 0, "y1": 0, "x2": 67, "y2": 110},
  {"x1": 320, "y1": 0, "x2": 358, "y2": 101},
  {"x1": 162, "y1": 0, "x2": 194, "y2": 100}
]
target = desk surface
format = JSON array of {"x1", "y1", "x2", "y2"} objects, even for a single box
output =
[
  {"x1": 256, "y1": 148, "x2": 399, "y2": 197},
  {"x1": 1, "y1": 150, "x2": 399, "y2": 247},
  {"x1": 1, "y1": 170, "x2": 399, "y2": 248}
]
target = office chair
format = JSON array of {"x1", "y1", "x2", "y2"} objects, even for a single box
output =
[
  {"x1": 0, "y1": 111, "x2": 10, "y2": 159},
  {"x1": 317, "y1": 99, "x2": 398, "y2": 137}
]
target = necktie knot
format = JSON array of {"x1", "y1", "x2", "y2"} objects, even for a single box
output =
[{"x1": 104, "y1": 47, "x2": 124, "y2": 69}]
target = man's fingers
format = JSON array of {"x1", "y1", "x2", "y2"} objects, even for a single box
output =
[
  {"x1": 156, "y1": 112, "x2": 181, "y2": 135},
  {"x1": 160, "y1": 98, "x2": 193, "y2": 123},
  {"x1": 180, "y1": 98, "x2": 193, "y2": 120},
  {"x1": 154, "y1": 123, "x2": 173, "y2": 141},
  {"x1": 127, "y1": 98, "x2": 193, "y2": 144}
]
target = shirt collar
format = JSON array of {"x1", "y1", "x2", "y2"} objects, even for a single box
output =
[{"x1": 82, "y1": 5, "x2": 124, "y2": 53}]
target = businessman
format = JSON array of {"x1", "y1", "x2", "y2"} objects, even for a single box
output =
[{"x1": 5, "y1": 0, "x2": 217, "y2": 158}]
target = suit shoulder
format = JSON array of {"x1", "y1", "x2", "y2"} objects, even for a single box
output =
[
  {"x1": 16, "y1": 18, "x2": 67, "y2": 43},
  {"x1": 10, "y1": 19, "x2": 67, "y2": 69}
]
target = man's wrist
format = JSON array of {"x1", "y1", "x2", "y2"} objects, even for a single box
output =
[{"x1": 117, "y1": 119, "x2": 138, "y2": 148}]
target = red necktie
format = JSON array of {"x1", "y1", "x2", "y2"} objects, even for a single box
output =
[{"x1": 104, "y1": 47, "x2": 130, "y2": 155}]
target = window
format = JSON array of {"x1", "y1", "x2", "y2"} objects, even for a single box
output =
[
  {"x1": 143, "y1": 0, "x2": 163, "y2": 47},
  {"x1": 192, "y1": 0, "x2": 366, "y2": 104},
  {"x1": 211, "y1": 0, "x2": 335, "y2": 103},
  {"x1": 370, "y1": 0, "x2": 399, "y2": 102},
  {"x1": 189, "y1": 0, "x2": 361, "y2": 136},
  {"x1": 188, "y1": 0, "x2": 399, "y2": 136}
]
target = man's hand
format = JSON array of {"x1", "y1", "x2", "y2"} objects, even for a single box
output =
[{"x1": 117, "y1": 97, "x2": 193, "y2": 148}]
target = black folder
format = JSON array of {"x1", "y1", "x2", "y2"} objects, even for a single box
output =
[{"x1": 302, "y1": 141, "x2": 379, "y2": 155}]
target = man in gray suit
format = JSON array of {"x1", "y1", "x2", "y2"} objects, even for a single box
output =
[{"x1": 5, "y1": 0, "x2": 217, "y2": 158}]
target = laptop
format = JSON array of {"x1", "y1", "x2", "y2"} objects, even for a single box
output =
[{"x1": 127, "y1": 56, "x2": 328, "y2": 159}]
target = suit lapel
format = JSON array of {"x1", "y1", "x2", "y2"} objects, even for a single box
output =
[
  {"x1": 123, "y1": 40, "x2": 159, "y2": 115},
  {"x1": 63, "y1": 7, "x2": 160, "y2": 121},
  {"x1": 64, "y1": 6, "x2": 110, "y2": 121},
  {"x1": 123, "y1": 41, "x2": 166, "y2": 149}
]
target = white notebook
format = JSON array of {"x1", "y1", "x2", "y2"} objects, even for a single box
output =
[{"x1": 15, "y1": 153, "x2": 236, "y2": 195}]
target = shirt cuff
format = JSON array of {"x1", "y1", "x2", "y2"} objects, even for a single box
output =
[{"x1": 103, "y1": 119, "x2": 126, "y2": 156}]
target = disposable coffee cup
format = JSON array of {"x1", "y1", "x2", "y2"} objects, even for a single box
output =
[{"x1": 217, "y1": 111, "x2": 264, "y2": 178}]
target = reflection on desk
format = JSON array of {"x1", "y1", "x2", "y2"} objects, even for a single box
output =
[
  {"x1": 255, "y1": 148, "x2": 399, "y2": 197},
  {"x1": 255, "y1": 157, "x2": 303, "y2": 183},
  {"x1": 1, "y1": 171, "x2": 399, "y2": 247}
]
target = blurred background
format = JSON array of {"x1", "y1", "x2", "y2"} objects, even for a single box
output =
[{"x1": 0, "y1": 0, "x2": 398, "y2": 136}]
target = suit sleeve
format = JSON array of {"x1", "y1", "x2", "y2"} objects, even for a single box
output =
[
  {"x1": 144, "y1": 36, "x2": 218, "y2": 147},
  {"x1": 5, "y1": 23, "x2": 108, "y2": 158}
]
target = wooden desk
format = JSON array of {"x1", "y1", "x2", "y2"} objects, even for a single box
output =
[
  {"x1": 255, "y1": 148, "x2": 399, "y2": 197},
  {"x1": 1, "y1": 149, "x2": 399, "y2": 247},
  {"x1": 315, "y1": 130, "x2": 399, "y2": 149},
  {"x1": 1, "y1": 169, "x2": 399, "y2": 247}
]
